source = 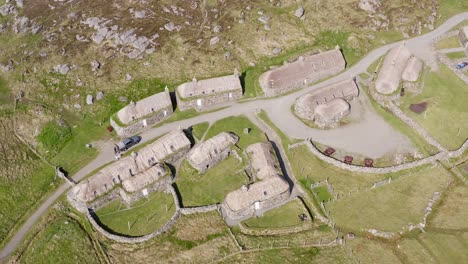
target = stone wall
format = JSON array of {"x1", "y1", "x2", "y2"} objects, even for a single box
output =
[
  {"x1": 110, "y1": 105, "x2": 173, "y2": 137},
  {"x1": 176, "y1": 89, "x2": 242, "y2": 111},
  {"x1": 180, "y1": 204, "x2": 220, "y2": 215}
]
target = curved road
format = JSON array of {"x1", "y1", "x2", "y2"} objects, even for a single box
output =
[{"x1": 1, "y1": 12, "x2": 467, "y2": 262}]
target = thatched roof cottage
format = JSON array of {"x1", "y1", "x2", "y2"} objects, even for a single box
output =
[
  {"x1": 176, "y1": 72, "x2": 243, "y2": 111},
  {"x1": 187, "y1": 132, "x2": 239, "y2": 173},
  {"x1": 259, "y1": 48, "x2": 346, "y2": 97},
  {"x1": 402, "y1": 56, "x2": 423, "y2": 82},
  {"x1": 313, "y1": 98, "x2": 350, "y2": 128},
  {"x1": 111, "y1": 88, "x2": 174, "y2": 137},
  {"x1": 375, "y1": 45, "x2": 412, "y2": 94},
  {"x1": 122, "y1": 164, "x2": 168, "y2": 193},
  {"x1": 246, "y1": 142, "x2": 282, "y2": 181}
]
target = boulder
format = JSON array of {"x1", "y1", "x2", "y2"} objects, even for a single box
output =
[
  {"x1": 86, "y1": 94, "x2": 94, "y2": 105},
  {"x1": 134, "y1": 10, "x2": 145, "y2": 19},
  {"x1": 272, "y1": 47, "x2": 282, "y2": 55},
  {"x1": 164, "y1": 22, "x2": 175, "y2": 32},
  {"x1": 210, "y1": 36, "x2": 220, "y2": 46},
  {"x1": 96, "y1": 91, "x2": 104, "y2": 100},
  {"x1": 119, "y1": 96, "x2": 128, "y2": 102},
  {"x1": 294, "y1": 7, "x2": 304, "y2": 18},
  {"x1": 125, "y1": 73, "x2": 133, "y2": 81},
  {"x1": 53, "y1": 64, "x2": 70, "y2": 75},
  {"x1": 91, "y1": 60, "x2": 101, "y2": 71},
  {"x1": 258, "y1": 16, "x2": 270, "y2": 24},
  {"x1": 74, "y1": 103, "x2": 82, "y2": 109}
]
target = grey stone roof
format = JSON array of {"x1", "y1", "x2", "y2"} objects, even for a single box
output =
[
  {"x1": 177, "y1": 75, "x2": 242, "y2": 99},
  {"x1": 117, "y1": 90, "x2": 172, "y2": 125}
]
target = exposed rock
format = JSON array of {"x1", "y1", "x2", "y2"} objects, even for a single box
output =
[
  {"x1": 31, "y1": 23, "x2": 43, "y2": 34},
  {"x1": 294, "y1": 7, "x2": 304, "y2": 18},
  {"x1": 119, "y1": 96, "x2": 128, "y2": 102},
  {"x1": 15, "y1": 0, "x2": 23, "y2": 8},
  {"x1": 76, "y1": 35, "x2": 88, "y2": 42},
  {"x1": 125, "y1": 73, "x2": 132, "y2": 81},
  {"x1": 134, "y1": 10, "x2": 146, "y2": 19},
  {"x1": 53, "y1": 64, "x2": 70, "y2": 75},
  {"x1": 91, "y1": 60, "x2": 101, "y2": 72},
  {"x1": 39, "y1": 51, "x2": 47, "y2": 57},
  {"x1": 0, "y1": 4, "x2": 17, "y2": 16},
  {"x1": 74, "y1": 103, "x2": 82, "y2": 109},
  {"x1": 96, "y1": 91, "x2": 104, "y2": 100},
  {"x1": 213, "y1": 25, "x2": 222, "y2": 33},
  {"x1": 358, "y1": 0, "x2": 380, "y2": 13},
  {"x1": 164, "y1": 22, "x2": 175, "y2": 32},
  {"x1": 272, "y1": 47, "x2": 282, "y2": 55},
  {"x1": 67, "y1": 12, "x2": 76, "y2": 19},
  {"x1": 76, "y1": 79, "x2": 83, "y2": 86},
  {"x1": 209, "y1": 36, "x2": 220, "y2": 46},
  {"x1": 86, "y1": 94, "x2": 94, "y2": 105},
  {"x1": 13, "y1": 16, "x2": 29, "y2": 33},
  {"x1": 258, "y1": 16, "x2": 270, "y2": 24},
  {"x1": 0, "y1": 24, "x2": 6, "y2": 33},
  {"x1": 0, "y1": 59, "x2": 14, "y2": 72},
  {"x1": 224, "y1": 51, "x2": 231, "y2": 60}
]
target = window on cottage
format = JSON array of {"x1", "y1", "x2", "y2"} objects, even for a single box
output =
[
  {"x1": 151, "y1": 108, "x2": 154, "y2": 112},
  {"x1": 170, "y1": 145, "x2": 175, "y2": 151},
  {"x1": 264, "y1": 191, "x2": 268, "y2": 196},
  {"x1": 132, "y1": 116, "x2": 135, "y2": 120}
]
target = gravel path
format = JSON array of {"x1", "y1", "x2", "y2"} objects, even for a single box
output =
[{"x1": 2, "y1": 12, "x2": 468, "y2": 262}]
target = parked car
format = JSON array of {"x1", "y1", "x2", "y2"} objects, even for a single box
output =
[
  {"x1": 116, "y1": 136, "x2": 141, "y2": 151},
  {"x1": 455, "y1": 62, "x2": 468, "y2": 69}
]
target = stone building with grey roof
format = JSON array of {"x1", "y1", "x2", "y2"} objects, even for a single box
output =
[
  {"x1": 187, "y1": 132, "x2": 239, "y2": 173},
  {"x1": 221, "y1": 141, "x2": 292, "y2": 223},
  {"x1": 71, "y1": 129, "x2": 191, "y2": 203},
  {"x1": 259, "y1": 47, "x2": 346, "y2": 97},
  {"x1": 294, "y1": 79, "x2": 359, "y2": 128},
  {"x1": 176, "y1": 72, "x2": 243, "y2": 111},
  {"x1": 110, "y1": 87, "x2": 173, "y2": 137}
]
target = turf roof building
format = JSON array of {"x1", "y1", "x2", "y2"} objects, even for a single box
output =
[
  {"x1": 259, "y1": 47, "x2": 346, "y2": 97},
  {"x1": 375, "y1": 45, "x2": 413, "y2": 94},
  {"x1": 402, "y1": 56, "x2": 423, "y2": 82},
  {"x1": 222, "y1": 141, "x2": 292, "y2": 222},
  {"x1": 187, "y1": 132, "x2": 239, "y2": 173},
  {"x1": 176, "y1": 71, "x2": 243, "y2": 111},
  {"x1": 110, "y1": 87, "x2": 173, "y2": 137}
]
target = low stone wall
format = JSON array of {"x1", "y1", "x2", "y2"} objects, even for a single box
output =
[
  {"x1": 180, "y1": 204, "x2": 220, "y2": 215},
  {"x1": 300, "y1": 140, "x2": 468, "y2": 174},
  {"x1": 110, "y1": 105, "x2": 173, "y2": 137},
  {"x1": 176, "y1": 89, "x2": 242, "y2": 111},
  {"x1": 238, "y1": 221, "x2": 313, "y2": 236}
]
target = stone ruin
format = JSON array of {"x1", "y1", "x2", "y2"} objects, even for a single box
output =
[
  {"x1": 259, "y1": 47, "x2": 346, "y2": 97},
  {"x1": 187, "y1": 132, "x2": 239, "y2": 173},
  {"x1": 294, "y1": 79, "x2": 359, "y2": 129},
  {"x1": 375, "y1": 44, "x2": 423, "y2": 94}
]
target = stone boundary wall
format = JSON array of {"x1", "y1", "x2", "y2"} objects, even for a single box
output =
[
  {"x1": 110, "y1": 105, "x2": 173, "y2": 137},
  {"x1": 296, "y1": 140, "x2": 468, "y2": 174},
  {"x1": 180, "y1": 204, "x2": 220, "y2": 215},
  {"x1": 432, "y1": 30, "x2": 460, "y2": 45},
  {"x1": 176, "y1": 89, "x2": 242, "y2": 111},
  {"x1": 238, "y1": 221, "x2": 313, "y2": 236}
]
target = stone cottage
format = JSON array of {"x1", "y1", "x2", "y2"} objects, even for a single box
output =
[
  {"x1": 375, "y1": 45, "x2": 412, "y2": 94},
  {"x1": 402, "y1": 56, "x2": 423, "y2": 82},
  {"x1": 246, "y1": 142, "x2": 282, "y2": 181},
  {"x1": 72, "y1": 129, "x2": 191, "y2": 202},
  {"x1": 122, "y1": 164, "x2": 168, "y2": 193},
  {"x1": 222, "y1": 177, "x2": 291, "y2": 222},
  {"x1": 294, "y1": 79, "x2": 358, "y2": 128},
  {"x1": 134, "y1": 129, "x2": 192, "y2": 170},
  {"x1": 187, "y1": 132, "x2": 239, "y2": 173},
  {"x1": 175, "y1": 71, "x2": 243, "y2": 111},
  {"x1": 110, "y1": 88, "x2": 173, "y2": 137},
  {"x1": 259, "y1": 47, "x2": 346, "y2": 97},
  {"x1": 459, "y1": 26, "x2": 468, "y2": 49}
]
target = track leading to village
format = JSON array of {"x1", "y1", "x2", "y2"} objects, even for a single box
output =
[{"x1": 1, "y1": 12, "x2": 468, "y2": 263}]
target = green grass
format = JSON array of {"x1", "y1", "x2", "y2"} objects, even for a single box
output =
[
  {"x1": 328, "y1": 166, "x2": 451, "y2": 233},
  {"x1": 37, "y1": 120, "x2": 72, "y2": 155},
  {"x1": 400, "y1": 64, "x2": 468, "y2": 150},
  {"x1": 347, "y1": 238, "x2": 401, "y2": 264},
  {"x1": 243, "y1": 200, "x2": 308, "y2": 229},
  {"x1": 204, "y1": 115, "x2": 267, "y2": 150},
  {"x1": 191, "y1": 122, "x2": 209, "y2": 141},
  {"x1": 435, "y1": 36, "x2": 461, "y2": 50},
  {"x1": 313, "y1": 186, "x2": 333, "y2": 202},
  {"x1": 0, "y1": 77, "x2": 10, "y2": 105},
  {"x1": 176, "y1": 157, "x2": 248, "y2": 206},
  {"x1": 18, "y1": 215, "x2": 100, "y2": 264},
  {"x1": 430, "y1": 185, "x2": 468, "y2": 229},
  {"x1": 95, "y1": 191, "x2": 176, "y2": 236},
  {"x1": 397, "y1": 238, "x2": 436, "y2": 264},
  {"x1": 446, "y1": 51, "x2": 467, "y2": 60},
  {"x1": 418, "y1": 232, "x2": 468, "y2": 263},
  {"x1": 437, "y1": 0, "x2": 468, "y2": 27}
]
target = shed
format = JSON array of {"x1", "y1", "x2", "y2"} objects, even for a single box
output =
[
  {"x1": 116, "y1": 89, "x2": 172, "y2": 125},
  {"x1": 375, "y1": 45, "x2": 412, "y2": 94},
  {"x1": 402, "y1": 56, "x2": 423, "y2": 82}
]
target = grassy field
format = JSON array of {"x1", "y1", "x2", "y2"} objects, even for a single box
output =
[
  {"x1": 327, "y1": 166, "x2": 450, "y2": 233},
  {"x1": 176, "y1": 157, "x2": 248, "y2": 206},
  {"x1": 204, "y1": 115, "x2": 267, "y2": 150},
  {"x1": 430, "y1": 185, "x2": 468, "y2": 229},
  {"x1": 446, "y1": 51, "x2": 467, "y2": 60},
  {"x1": 313, "y1": 186, "x2": 333, "y2": 202},
  {"x1": 346, "y1": 238, "x2": 401, "y2": 264},
  {"x1": 243, "y1": 199, "x2": 309, "y2": 229},
  {"x1": 397, "y1": 238, "x2": 436, "y2": 264},
  {"x1": 95, "y1": 191, "x2": 176, "y2": 236},
  {"x1": 400, "y1": 64, "x2": 468, "y2": 150},
  {"x1": 437, "y1": 0, "x2": 468, "y2": 26},
  {"x1": 435, "y1": 36, "x2": 461, "y2": 49},
  {"x1": 418, "y1": 232, "x2": 468, "y2": 263},
  {"x1": 191, "y1": 122, "x2": 209, "y2": 141}
]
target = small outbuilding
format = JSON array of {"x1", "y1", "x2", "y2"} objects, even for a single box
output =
[
  {"x1": 176, "y1": 71, "x2": 243, "y2": 111},
  {"x1": 314, "y1": 98, "x2": 350, "y2": 129},
  {"x1": 187, "y1": 132, "x2": 239, "y2": 173},
  {"x1": 259, "y1": 48, "x2": 346, "y2": 97},
  {"x1": 375, "y1": 45, "x2": 412, "y2": 95},
  {"x1": 402, "y1": 56, "x2": 423, "y2": 82}
]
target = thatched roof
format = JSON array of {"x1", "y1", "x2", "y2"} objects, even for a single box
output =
[
  {"x1": 177, "y1": 75, "x2": 242, "y2": 99},
  {"x1": 402, "y1": 56, "x2": 423, "y2": 82},
  {"x1": 135, "y1": 130, "x2": 191, "y2": 170},
  {"x1": 259, "y1": 48, "x2": 345, "y2": 94},
  {"x1": 122, "y1": 164, "x2": 167, "y2": 193},
  {"x1": 314, "y1": 98, "x2": 350, "y2": 121},
  {"x1": 375, "y1": 45, "x2": 412, "y2": 94},
  {"x1": 295, "y1": 79, "x2": 358, "y2": 120},
  {"x1": 246, "y1": 142, "x2": 282, "y2": 180},
  {"x1": 117, "y1": 90, "x2": 172, "y2": 125},
  {"x1": 188, "y1": 132, "x2": 239, "y2": 167},
  {"x1": 224, "y1": 177, "x2": 290, "y2": 212}
]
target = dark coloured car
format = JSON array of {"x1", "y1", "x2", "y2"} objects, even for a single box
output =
[
  {"x1": 455, "y1": 62, "x2": 468, "y2": 69},
  {"x1": 116, "y1": 136, "x2": 141, "y2": 151}
]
